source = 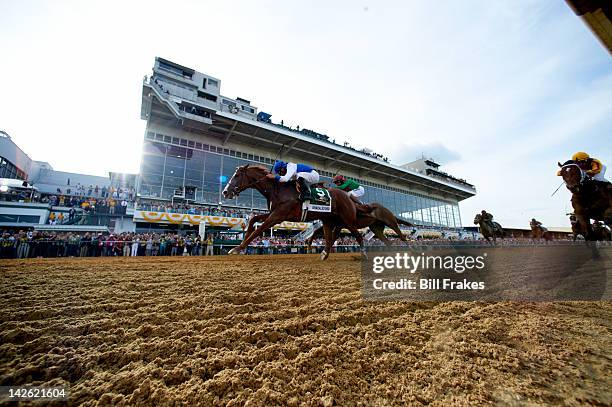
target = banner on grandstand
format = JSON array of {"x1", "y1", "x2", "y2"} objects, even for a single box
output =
[
  {"x1": 133, "y1": 211, "x2": 246, "y2": 227},
  {"x1": 133, "y1": 211, "x2": 309, "y2": 230}
]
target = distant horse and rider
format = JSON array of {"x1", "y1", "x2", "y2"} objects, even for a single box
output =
[
  {"x1": 474, "y1": 210, "x2": 504, "y2": 245},
  {"x1": 530, "y1": 218, "x2": 553, "y2": 242},
  {"x1": 557, "y1": 152, "x2": 611, "y2": 241}
]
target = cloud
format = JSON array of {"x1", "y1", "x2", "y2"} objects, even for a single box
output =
[{"x1": 390, "y1": 142, "x2": 461, "y2": 166}]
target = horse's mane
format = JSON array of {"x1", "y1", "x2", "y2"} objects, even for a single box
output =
[
  {"x1": 244, "y1": 165, "x2": 269, "y2": 175},
  {"x1": 561, "y1": 160, "x2": 575, "y2": 166}
]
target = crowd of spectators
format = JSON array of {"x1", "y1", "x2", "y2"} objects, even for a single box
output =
[
  {"x1": 0, "y1": 231, "x2": 363, "y2": 259},
  {"x1": 1, "y1": 186, "x2": 134, "y2": 211},
  {"x1": 0, "y1": 231, "x2": 218, "y2": 259},
  {"x1": 0, "y1": 230, "x2": 591, "y2": 260},
  {"x1": 262, "y1": 119, "x2": 390, "y2": 163},
  {"x1": 53, "y1": 184, "x2": 135, "y2": 201}
]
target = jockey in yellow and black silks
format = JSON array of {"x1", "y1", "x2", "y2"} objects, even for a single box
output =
[{"x1": 571, "y1": 152, "x2": 608, "y2": 183}]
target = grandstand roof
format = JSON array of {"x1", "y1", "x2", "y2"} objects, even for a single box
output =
[{"x1": 566, "y1": 0, "x2": 612, "y2": 54}]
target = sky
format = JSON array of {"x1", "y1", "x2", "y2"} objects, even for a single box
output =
[{"x1": 0, "y1": 0, "x2": 610, "y2": 228}]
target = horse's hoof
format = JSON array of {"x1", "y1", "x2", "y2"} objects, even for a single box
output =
[
  {"x1": 320, "y1": 250, "x2": 329, "y2": 261},
  {"x1": 361, "y1": 250, "x2": 368, "y2": 260},
  {"x1": 228, "y1": 247, "x2": 241, "y2": 255}
]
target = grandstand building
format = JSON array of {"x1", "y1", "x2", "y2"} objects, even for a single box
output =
[
  {"x1": 0, "y1": 131, "x2": 135, "y2": 233},
  {"x1": 138, "y1": 57, "x2": 476, "y2": 231},
  {"x1": 0, "y1": 131, "x2": 31, "y2": 180}
]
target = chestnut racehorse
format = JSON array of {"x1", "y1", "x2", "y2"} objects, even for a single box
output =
[{"x1": 222, "y1": 165, "x2": 364, "y2": 259}]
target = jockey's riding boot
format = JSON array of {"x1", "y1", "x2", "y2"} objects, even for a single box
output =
[
  {"x1": 350, "y1": 195, "x2": 373, "y2": 213},
  {"x1": 297, "y1": 177, "x2": 311, "y2": 201}
]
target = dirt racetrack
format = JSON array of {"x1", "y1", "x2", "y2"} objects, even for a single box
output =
[{"x1": 1, "y1": 253, "x2": 610, "y2": 406}]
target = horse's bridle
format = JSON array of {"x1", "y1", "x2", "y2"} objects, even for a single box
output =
[
  {"x1": 230, "y1": 174, "x2": 268, "y2": 196},
  {"x1": 560, "y1": 163, "x2": 586, "y2": 189}
]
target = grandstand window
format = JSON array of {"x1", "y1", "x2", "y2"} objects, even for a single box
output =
[
  {"x1": 166, "y1": 145, "x2": 187, "y2": 159},
  {"x1": 146, "y1": 132, "x2": 154, "y2": 140},
  {"x1": 158, "y1": 62, "x2": 180, "y2": 75},
  {"x1": 142, "y1": 141, "x2": 166, "y2": 156},
  {"x1": 136, "y1": 134, "x2": 463, "y2": 222},
  {"x1": 197, "y1": 91, "x2": 217, "y2": 102},
  {"x1": 0, "y1": 214, "x2": 17, "y2": 222},
  {"x1": 141, "y1": 173, "x2": 163, "y2": 185},
  {"x1": 208, "y1": 79, "x2": 218, "y2": 87}
]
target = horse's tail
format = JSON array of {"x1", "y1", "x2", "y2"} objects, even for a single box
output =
[{"x1": 395, "y1": 217, "x2": 414, "y2": 227}]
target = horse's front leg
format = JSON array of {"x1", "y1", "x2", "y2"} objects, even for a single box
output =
[
  {"x1": 229, "y1": 212, "x2": 282, "y2": 254},
  {"x1": 243, "y1": 213, "x2": 270, "y2": 242}
]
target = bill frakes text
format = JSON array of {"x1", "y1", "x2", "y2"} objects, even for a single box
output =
[
  {"x1": 369, "y1": 252, "x2": 487, "y2": 292},
  {"x1": 372, "y1": 278, "x2": 485, "y2": 290}
]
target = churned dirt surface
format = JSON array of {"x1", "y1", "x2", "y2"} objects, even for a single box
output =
[{"x1": 0, "y1": 253, "x2": 610, "y2": 406}]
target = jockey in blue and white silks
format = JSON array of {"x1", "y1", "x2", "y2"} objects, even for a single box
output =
[{"x1": 268, "y1": 160, "x2": 320, "y2": 201}]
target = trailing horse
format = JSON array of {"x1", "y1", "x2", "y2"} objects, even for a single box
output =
[
  {"x1": 222, "y1": 165, "x2": 364, "y2": 259},
  {"x1": 474, "y1": 214, "x2": 504, "y2": 244},
  {"x1": 304, "y1": 204, "x2": 414, "y2": 248},
  {"x1": 557, "y1": 161, "x2": 612, "y2": 241}
]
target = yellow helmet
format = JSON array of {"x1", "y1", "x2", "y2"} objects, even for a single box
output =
[{"x1": 572, "y1": 151, "x2": 589, "y2": 161}]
